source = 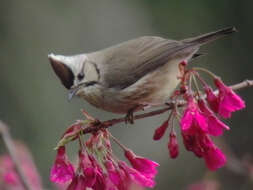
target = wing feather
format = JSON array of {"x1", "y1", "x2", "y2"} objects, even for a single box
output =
[{"x1": 88, "y1": 36, "x2": 197, "y2": 89}]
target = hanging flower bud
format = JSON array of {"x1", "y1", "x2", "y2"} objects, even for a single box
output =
[
  {"x1": 153, "y1": 119, "x2": 169, "y2": 140},
  {"x1": 168, "y1": 132, "x2": 179, "y2": 159}
]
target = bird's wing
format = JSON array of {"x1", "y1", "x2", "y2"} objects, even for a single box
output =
[{"x1": 89, "y1": 36, "x2": 198, "y2": 89}]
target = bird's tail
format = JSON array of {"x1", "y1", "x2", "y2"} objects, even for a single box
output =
[{"x1": 182, "y1": 26, "x2": 237, "y2": 46}]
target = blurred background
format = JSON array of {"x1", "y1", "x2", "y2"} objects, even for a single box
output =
[{"x1": 0, "y1": 0, "x2": 253, "y2": 189}]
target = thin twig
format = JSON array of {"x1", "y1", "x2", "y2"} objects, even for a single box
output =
[
  {"x1": 81, "y1": 79, "x2": 253, "y2": 134},
  {"x1": 229, "y1": 79, "x2": 253, "y2": 91},
  {"x1": 0, "y1": 121, "x2": 33, "y2": 190}
]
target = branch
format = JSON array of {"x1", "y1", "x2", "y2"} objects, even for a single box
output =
[
  {"x1": 0, "y1": 121, "x2": 33, "y2": 190},
  {"x1": 81, "y1": 79, "x2": 253, "y2": 134},
  {"x1": 230, "y1": 79, "x2": 253, "y2": 91}
]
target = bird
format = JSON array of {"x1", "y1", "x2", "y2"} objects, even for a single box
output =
[{"x1": 48, "y1": 27, "x2": 236, "y2": 123}]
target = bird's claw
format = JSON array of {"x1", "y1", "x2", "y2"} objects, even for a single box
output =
[{"x1": 125, "y1": 111, "x2": 134, "y2": 124}]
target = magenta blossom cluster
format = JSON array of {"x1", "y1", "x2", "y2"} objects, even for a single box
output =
[
  {"x1": 50, "y1": 128, "x2": 159, "y2": 190},
  {"x1": 0, "y1": 142, "x2": 42, "y2": 190},
  {"x1": 50, "y1": 62, "x2": 246, "y2": 189},
  {"x1": 153, "y1": 62, "x2": 245, "y2": 171}
]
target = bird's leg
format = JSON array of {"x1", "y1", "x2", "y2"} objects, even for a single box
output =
[
  {"x1": 125, "y1": 105, "x2": 142, "y2": 124},
  {"x1": 125, "y1": 111, "x2": 134, "y2": 124}
]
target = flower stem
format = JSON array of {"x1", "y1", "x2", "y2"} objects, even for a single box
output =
[
  {"x1": 192, "y1": 67, "x2": 218, "y2": 79},
  {"x1": 192, "y1": 74, "x2": 201, "y2": 98},
  {"x1": 194, "y1": 71, "x2": 209, "y2": 87},
  {"x1": 108, "y1": 132, "x2": 129, "y2": 152},
  {"x1": 189, "y1": 74, "x2": 193, "y2": 92}
]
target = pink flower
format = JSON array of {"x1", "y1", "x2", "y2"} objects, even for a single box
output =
[
  {"x1": 105, "y1": 160, "x2": 121, "y2": 187},
  {"x1": 88, "y1": 154, "x2": 104, "y2": 175},
  {"x1": 168, "y1": 132, "x2": 179, "y2": 158},
  {"x1": 182, "y1": 130, "x2": 205, "y2": 158},
  {"x1": 0, "y1": 155, "x2": 20, "y2": 186},
  {"x1": 124, "y1": 150, "x2": 159, "y2": 179},
  {"x1": 214, "y1": 78, "x2": 245, "y2": 118},
  {"x1": 180, "y1": 96, "x2": 208, "y2": 133},
  {"x1": 104, "y1": 176, "x2": 118, "y2": 190},
  {"x1": 204, "y1": 86, "x2": 219, "y2": 113},
  {"x1": 115, "y1": 167, "x2": 132, "y2": 190},
  {"x1": 105, "y1": 160, "x2": 136, "y2": 190},
  {"x1": 92, "y1": 172, "x2": 106, "y2": 190},
  {"x1": 181, "y1": 97, "x2": 227, "y2": 170},
  {"x1": 3, "y1": 171, "x2": 19, "y2": 185},
  {"x1": 0, "y1": 142, "x2": 42, "y2": 190},
  {"x1": 67, "y1": 175, "x2": 87, "y2": 190},
  {"x1": 50, "y1": 146, "x2": 75, "y2": 184},
  {"x1": 198, "y1": 99, "x2": 229, "y2": 136},
  {"x1": 203, "y1": 147, "x2": 226, "y2": 171},
  {"x1": 119, "y1": 161, "x2": 156, "y2": 188},
  {"x1": 182, "y1": 130, "x2": 226, "y2": 170},
  {"x1": 79, "y1": 150, "x2": 97, "y2": 187},
  {"x1": 153, "y1": 119, "x2": 169, "y2": 140}
]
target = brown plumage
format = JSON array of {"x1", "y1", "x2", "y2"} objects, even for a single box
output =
[{"x1": 49, "y1": 27, "x2": 237, "y2": 122}]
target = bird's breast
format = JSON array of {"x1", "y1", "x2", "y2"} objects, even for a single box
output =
[{"x1": 77, "y1": 84, "x2": 138, "y2": 114}]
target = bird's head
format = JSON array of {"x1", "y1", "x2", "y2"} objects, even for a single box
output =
[{"x1": 48, "y1": 53, "x2": 99, "y2": 100}]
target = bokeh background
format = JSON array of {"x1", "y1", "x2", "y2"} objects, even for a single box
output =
[{"x1": 1, "y1": 0, "x2": 253, "y2": 189}]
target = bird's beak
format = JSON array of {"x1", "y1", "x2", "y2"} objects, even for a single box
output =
[
  {"x1": 68, "y1": 87, "x2": 80, "y2": 101},
  {"x1": 48, "y1": 53, "x2": 74, "y2": 89},
  {"x1": 68, "y1": 81, "x2": 89, "y2": 101}
]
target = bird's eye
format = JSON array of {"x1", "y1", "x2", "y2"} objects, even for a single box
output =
[{"x1": 77, "y1": 73, "x2": 84, "y2": 81}]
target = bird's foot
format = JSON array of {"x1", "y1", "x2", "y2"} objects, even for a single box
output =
[
  {"x1": 125, "y1": 110, "x2": 134, "y2": 124},
  {"x1": 124, "y1": 105, "x2": 144, "y2": 124}
]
